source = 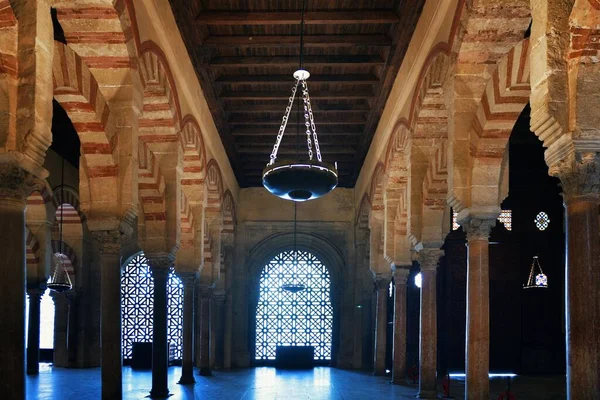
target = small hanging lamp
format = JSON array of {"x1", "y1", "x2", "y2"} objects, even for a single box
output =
[
  {"x1": 48, "y1": 157, "x2": 73, "y2": 293},
  {"x1": 262, "y1": 0, "x2": 338, "y2": 202},
  {"x1": 523, "y1": 256, "x2": 547, "y2": 289}
]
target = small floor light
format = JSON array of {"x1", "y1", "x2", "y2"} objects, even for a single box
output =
[{"x1": 524, "y1": 256, "x2": 547, "y2": 289}]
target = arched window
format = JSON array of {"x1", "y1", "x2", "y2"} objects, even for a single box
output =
[
  {"x1": 255, "y1": 250, "x2": 333, "y2": 361},
  {"x1": 25, "y1": 288, "x2": 55, "y2": 349},
  {"x1": 121, "y1": 254, "x2": 183, "y2": 360}
]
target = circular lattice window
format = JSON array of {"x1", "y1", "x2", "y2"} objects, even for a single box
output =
[{"x1": 535, "y1": 211, "x2": 550, "y2": 231}]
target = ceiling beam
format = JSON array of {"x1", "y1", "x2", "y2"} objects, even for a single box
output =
[
  {"x1": 204, "y1": 34, "x2": 392, "y2": 48},
  {"x1": 196, "y1": 11, "x2": 400, "y2": 25},
  {"x1": 224, "y1": 103, "x2": 372, "y2": 113},
  {"x1": 220, "y1": 90, "x2": 374, "y2": 100},
  {"x1": 231, "y1": 126, "x2": 364, "y2": 136},
  {"x1": 216, "y1": 74, "x2": 380, "y2": 84},
  {"x1": 227, "y1": 116, "x2": 367, "y2": 125},
  {"x1": 211, "y1": 55, "x2": 385, "y2": 67}
]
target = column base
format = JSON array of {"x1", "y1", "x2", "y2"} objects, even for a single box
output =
[
  {"x1": 177, "y1": 375, "x2": 196, "y2": 385},
  {"x1": 148, "y1": 389, "x2": 172, "y2": 398},
  {"x1": 416, "y1": 390, "x2": 439, "y2": 399},
  {"x1": 198, "y1": 367, "x2": 212, "y2": 376}
]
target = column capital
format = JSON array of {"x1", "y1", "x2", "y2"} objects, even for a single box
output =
[
  {"x1": 463, "y1": 217, "x2": 496, "y2": 242},
  {"x1": 0, "y1": 163, "x2": 45, "y2": 202},
  {"x1": 549, "y1": 151, "x2": 600, "y2": 201},
  {"x1": 392, "y1": 267, "x2": 410, "y2": 285},
  {"x1": 26, "y1": 287, "x2": 45, "y2": 300},
  {"x1": 91, "y1": 229, "x2": 124, "y2": 255},
  {"x1": 418, "y1": 248, "x2": 444, "y2": 271},
  {"x1": 373, "y1": 273, "x2": 392, "y2": 290},
  {"x1": 146, "y1": 255, "x2": 174, "y2": 275},
  {"x1": 177, "y1": 271, "x2": 198, "y2": 287}
]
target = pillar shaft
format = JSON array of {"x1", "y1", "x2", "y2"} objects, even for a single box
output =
[
  {"x1": 464, "y1": 218, "x2": 495, "y2": 400},
  {"x1": 148, "y1": 258, "x2": 171, "y2": 398},
  {"x1": 26, "y1": 287, "x2": 44, "y2": 375},
  {"x1": 93, "y1": 231, "x2": 124, "y2": 400},
  {"x1": 0, "y1": 166, "x2": 40, "y2": 400},
  {"x1": 213, "y1": 292, "x2": 226, "y2": 369},
  {"x1": 392, "y1": 267, "x2": 409, "y2": 384},
  {"x1": 565, "y1": 195, "x2": 600, "y2": 398},
  {"x1": 373, "y1": 274, "x2": 391, "y2": 376},
  {"x1": 178, "y1": 273, "x2": 196, "y2": 385},
  {"x1": 198, "y1": 286, "x2": 212, "y2": 376},
  {"x1": 417, "y1": 249, "x2": 443, "y2": 399}
]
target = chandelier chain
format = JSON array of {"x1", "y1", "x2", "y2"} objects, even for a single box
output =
[
  {"x1": 302, "y1": 79, "x2": 322, "y2": 162},
  {"x1": 268, "y1": 79, "x2": 299, "y2": 165},
  {"x1": 301, "y1": 80, "x2": 314, "y2": 160}
]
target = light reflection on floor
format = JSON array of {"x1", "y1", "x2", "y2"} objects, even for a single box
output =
[{"x1": 26, "y1": 364, "x2": 566, "y2": 400}]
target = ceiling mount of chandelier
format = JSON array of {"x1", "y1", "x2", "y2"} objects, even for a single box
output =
[{"x1": 262, "y1": 0, "x2": 338, "y2": 202}]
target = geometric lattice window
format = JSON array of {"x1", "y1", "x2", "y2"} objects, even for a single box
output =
[
  {"x1": 121, "y1": 253, "x2": 183, "y2": 360},
  {"x1": 255, "y1": 250, "x2": 333, "y2": 361},
  {"x1": 497, "y1": 209, "x2": 512, "y2": 231},
  {"x1": 535, "y1": 211, "x2": 550, "y2": 231},
  {"x1": 452, "y1": 212, "x2": 460, "y2": 231}
]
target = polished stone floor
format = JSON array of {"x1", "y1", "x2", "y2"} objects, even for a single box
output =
[{"x1": 26, "y1": 364, "x2": 566, "y2": 399}]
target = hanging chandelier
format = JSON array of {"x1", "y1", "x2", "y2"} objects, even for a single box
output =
[
  {"x1": 523, "y1": 256, "x2": 547, "y2": 289},
  {"x1": 262, "y1": 0, "x2": 338, "y2": 202},
  {"x1": 47, "y1": 157, "x2": 73, "y2": 293}
]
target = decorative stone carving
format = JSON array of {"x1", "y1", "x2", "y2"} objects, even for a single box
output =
[
  {"x1": 392, "y1": 266, "x2": 410, "y2": 285},
  {"x1": 374, "y1": 273, "x2": 392, "y2": 290},
  {"x1": 91, "y1": 230, "x2": 123, "y2": 255},
  {"x1": 418, "y1": 248, "x2": 444, "y2": 271},
  {"x1": 146, "y1": 255, "x2": 173, "y2": 273},
  {"x1": 463, "y1": 218, "x2": 496, "y2": 241},
  {"x1": 0, "y1": 164, "x2": 43, "y2": 201},
  {"x1": 549, "y1": 151, "x2": 600, "y2": 201}
]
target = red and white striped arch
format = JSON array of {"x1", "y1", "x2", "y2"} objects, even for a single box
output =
[
  {"x1": 222, "y1": 190, "x2": 236, "y2": 236},
  {"x1": 0, "y1": 0, "x2": 17, "y2": 152},
  {"x1": 26, "y1": 227, "x2": 41, "y2": 272},
  {"x1": 205, "y1": 160, "x2": 224, "y2": 221},
  {"x1": 53, "y1": 0, "x2": 139, "y2": 102}
]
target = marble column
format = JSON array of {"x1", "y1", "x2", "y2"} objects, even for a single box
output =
[
  {"x1": 26, "y1": 286, "x2": 45, "y2": 375},
  {"x1": 391, "y1": 267, "x2": 409, "y2": 384},
  {"x1": 0, "y1": 166, "x2": 40, "y2": 400},
  {"x1": 373, "y1": 273, "x2": 391, "y2": 376},
  {"x1": 463, "y1": 217, "x2": 496, "y2": 400},
  {"x1": 50, "y1": 292, "x2": 69, "y2": 367},
  {"x1": 92, "y1": 230, "x2": 124, "y2": 400},
  {"x1": 554, "y1": 155, "x2": 600, "y2": 399},
  {"x1": 417, "y1": 249, "x2": 444, "y2": 399},
  {"x1": 198, "y1": 285, "x2": 212, "y2": 376},
  {"x1": 148, "y1": 257, "x2": 172, "y2": 398},
  {"x1": 213, "y1": 291, "x2": 226, "y2": 369},
  {"x1": 178, "y1": 272, "x2": 196, "y2": 385}
]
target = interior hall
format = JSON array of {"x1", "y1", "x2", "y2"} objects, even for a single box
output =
[{"x1": 0, "y1": 0, "x2": 598, "y2": 399}]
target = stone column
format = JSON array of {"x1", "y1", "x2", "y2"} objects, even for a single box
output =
[
  {"x1": 147, "y1": 256, "x2": 172, "y2": 398},
  {"x1": 391, "y1": 267, "x2": 409, "y2": 384},
  {"x1": 463, "y1": 217, "x2": 496, "y2": 400},
  {"x1": 552, "y1": 154, "x2": 600, "y2": 399},
  {"x1": 92, "y1": 230, "x2": 124, "y2": 400},
  {"x1": 213, "y1": 290, "x2": 226, "y2": 369},
  {"x1": 177, "y1": 272, "x2": 196, "y2": 385},
  {"x1": 26, "y1": 286, "x2": 45, "y2": 375},
  {"x1": 373, "y1": 273, "x2": 391, "y2": 376},
  {"x1": 0, "y1": 166, "x2": 40, "y2": 399},
  {"x1": 198, "y1": 285, "x2": 212, "y2": 376},
  {"x1": 50, "y1": 292, "x2": 69, "y2": 367},
  {"x1": 417, "y1": 249, "x2": 444, "y2": 399}
]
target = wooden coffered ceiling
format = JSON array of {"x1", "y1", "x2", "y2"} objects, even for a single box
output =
[{"x1": 168, "y1": 1, "x2": 425, "y2": 187}]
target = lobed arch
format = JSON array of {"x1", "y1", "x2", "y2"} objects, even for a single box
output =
[{"x1": 52, "y1": 41, "x2": 119, "y2": 218}]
